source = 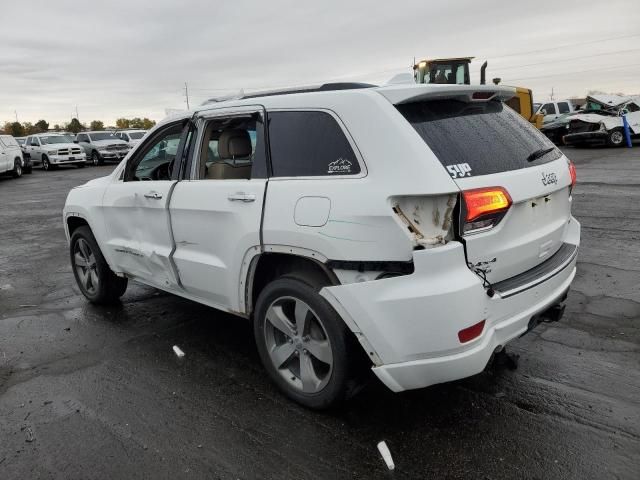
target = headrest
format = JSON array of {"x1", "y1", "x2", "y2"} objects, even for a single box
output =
[{"x1": 218, "y1": 129, "x2": 251, "y2": 159}]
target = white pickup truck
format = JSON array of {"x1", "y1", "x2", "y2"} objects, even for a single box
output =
[{"x1": 64, "y1": 83, "x2": 580, "y2": 408}]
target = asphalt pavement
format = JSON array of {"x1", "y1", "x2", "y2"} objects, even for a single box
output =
[{"x1": 1, "y1": 148, "x2": 638, "y2": 479}]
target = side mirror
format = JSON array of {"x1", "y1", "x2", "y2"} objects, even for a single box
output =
[
  {"x1": 73, "y1": 139, "x2": 79, "y2": 143},
  {"x1": 540, "y1": 109, "x2": 547, "y2": 115}
]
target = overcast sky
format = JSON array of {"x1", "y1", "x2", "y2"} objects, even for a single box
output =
[{"x1": 1, "y1": 0, "x2": 638, "y2": 126}]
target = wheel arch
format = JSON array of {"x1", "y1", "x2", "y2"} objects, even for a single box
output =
[
  {"x1": 66, "y1": 215, "x2": 91, "y2": 239},
  {"x1": 245, "y1": 250, "x2": 339, "y2": 318}
]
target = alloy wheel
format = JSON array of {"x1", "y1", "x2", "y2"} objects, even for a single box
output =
[
  {"x1": 610, "y1": 131, "x2": 624, "y2": 145},
  {"x1": 263, "y1": 296, "x2": 333, "y2": 394},
  {"x1": 73, "y1": 238, "x2": 99, "y2": 294}
]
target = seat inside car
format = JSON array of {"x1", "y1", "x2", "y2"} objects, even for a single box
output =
[{"x1": 204, "y1": 128, "x2": 252, "y2": 180}]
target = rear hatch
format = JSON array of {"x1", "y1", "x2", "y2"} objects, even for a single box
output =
[{"x1": 387, "y1": 86, "x2": 574, "y2": 284}]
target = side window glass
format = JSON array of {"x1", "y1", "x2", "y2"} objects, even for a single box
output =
[
  {"x1": 268, "y1": 111, "x2": 360, "y2": 177},
  {"x1": 558, "y1": 102, "x2": 570, "y2": 114},
  {"x1": 197, "y1": 116, "x2": 264, "y2": 180},
  {"x1": 542, "y1": 103, "x2": 556, "y2": 115},
  {"x1": 626, "y1": 103, "x2": 640, "y2": 113},
  {"x1": 126, "y1": 125, "x2": 183, "y2": 181}
]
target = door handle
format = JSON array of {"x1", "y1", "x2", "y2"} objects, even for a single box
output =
[
  {"x1": 228, "y1": 192, "x2": 256, "y2": 203},
  {"x1": 144, "y1": 191, "x2": 163, "y2": 200}
]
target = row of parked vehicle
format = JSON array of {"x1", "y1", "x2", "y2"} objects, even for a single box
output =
[
  {"x1": 537, "y1": 94, "x2": 640, "y2": 147},
  {"x1": 0, "y1": 129, "x2": 148, "y2": 178}
]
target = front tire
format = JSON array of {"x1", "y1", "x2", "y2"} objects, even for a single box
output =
[
  {"x1": 254, "y1": 276, "x2": 360, "y2": 409},
  {"x1": 70, "y1": 226, "x2": 128, "y2": 304},
  {"x1": 91, "y1": 151, "x2": 103, "y2": 166},
  {"x1": 607, "y1": 128, "x2": 625, "y2": 147},
  {"x1": 11, "y1": 159, "x2": 22, "y2": 178},
  {"x1": 42, "y1": 156, "x2": 51, "y2": 171}
]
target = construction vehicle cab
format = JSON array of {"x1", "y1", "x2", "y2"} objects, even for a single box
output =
[{"x1": 413, "y1": 57, "x2": 474, "y2": 85}]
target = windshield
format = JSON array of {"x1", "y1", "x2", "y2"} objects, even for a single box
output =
[
  {"x1": 16, "y1": 138, "x2": 25, "y2": 145},
  {"x1": 397, "y1": 99, "x2": 561, "y2": 177},
  {"x1": 533, "y1": 103, "x2": 542, "y2": 111},
  {"x1": 129, "y1": 131, "x2": 145, "y2": 139},
  {"x1": 41, "y1": 135, "x2": 73, "y2": 144},
  {"x1": 89, "y1": 132, "x2": 117, "y2": 141}
]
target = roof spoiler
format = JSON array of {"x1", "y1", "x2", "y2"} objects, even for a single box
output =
[{"x1": 378, "y1": 84, "x2": 516, "y2": 105}]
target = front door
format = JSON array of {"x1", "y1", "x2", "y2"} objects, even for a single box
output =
[
  {"x1": 0, "y1": 138, "x2": 10, "y2": 172},
  {"x1": 169, "y1": 107, "x2": 268, "y2": 312},
  {"x1": 102, "y1": 121, "x2": 188, "y2": 288}
]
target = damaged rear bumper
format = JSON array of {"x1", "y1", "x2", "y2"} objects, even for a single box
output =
[{"x1": 321, "y1": 217, "x2": 580, "y2": 392}]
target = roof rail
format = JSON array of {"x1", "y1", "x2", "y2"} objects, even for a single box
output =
[{"x1": 203, "y1": 82, "x2": 376, "y2": 105}]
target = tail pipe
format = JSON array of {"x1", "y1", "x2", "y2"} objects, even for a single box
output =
[{"x1": 480, "y1": 61, "x2": 488, "y2": 85}]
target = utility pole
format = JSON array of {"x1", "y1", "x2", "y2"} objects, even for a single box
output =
[
  {"x1": 184, "y1": 82, "x2": 190, "y2": 109},
  {"x1": 75, "y1": 105, "x2": 79, "y2": 121},
  {"x1": 550, "y1": 87, "x2": 555, "y2": 101},
  {"x1": 14, "y1": 110, "x2": 18, "y2": 122}
]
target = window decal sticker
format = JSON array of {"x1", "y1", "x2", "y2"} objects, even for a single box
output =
[
  {"x1": 328, "y1": 158, "x2": 352, "y2": 174},
  {"x1": 446, "y1": 163, "x2": 472, "y2": 178}
]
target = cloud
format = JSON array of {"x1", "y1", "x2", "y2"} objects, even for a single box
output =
[{"x1": 1, "y1": 0, "x2": 639, "y2": 125}]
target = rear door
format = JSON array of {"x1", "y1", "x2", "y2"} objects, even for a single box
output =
[
  {"x1": 168, "y1": 106, "x2": 267, "y2": 312},
  {"x1": 396, "y1": 96, "x2": 573, "y2": 284}
]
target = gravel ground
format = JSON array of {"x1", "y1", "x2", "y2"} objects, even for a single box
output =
[{"x1": 0, "y1": 147, "x2": 638, "y2": 479}]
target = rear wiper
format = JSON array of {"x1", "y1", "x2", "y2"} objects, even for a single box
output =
[{"x1": 527, "y1": 147, "x2": 556, "y2": 163}]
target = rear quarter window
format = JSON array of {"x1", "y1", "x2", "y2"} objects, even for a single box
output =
[
  {"x1": 267, "y1": 111, "x2": 360, "y2": 177},
  {"x1": 396, "y1": 99, "x2": 561, "y2": 177}
]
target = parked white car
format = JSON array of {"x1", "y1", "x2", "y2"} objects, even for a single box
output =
[
  {"x1": 23, "y1": 134, "x2": 86, "y2": 170},
  {"x1": 534, "y1": 99, "x2": 576, "y2": 124},
  {"x1": 63, "y1": 83, "x2": 580, "y2": 408},
  {"x1": 0, "y1": 135, "x2": 25, "y2": 178},
  {"x1": 564, "y1": 98, "x2": 640, "y2": 147},
  {"x1": 75, "y1": 131, "x2": 130, "y2": 166},
  {"x1": 114, "y1": 130, "x2": 147, "y2": 147}
]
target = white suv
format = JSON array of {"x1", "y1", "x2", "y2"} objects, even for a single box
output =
[
  {"x1": 0, "y1": 135, "x2": 25, "y2": 178},
  {"x1": 63, "y1": 83, "x2": 580, "y2": 409}
]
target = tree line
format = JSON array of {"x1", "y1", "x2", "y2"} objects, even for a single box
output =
[{"x1": 1, "y1": 117, "x2": 156, "y2": 137}]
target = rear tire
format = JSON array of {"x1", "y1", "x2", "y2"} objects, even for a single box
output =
[
  {"x1": 76, "y1": 163, "x2": 85, "y2": 168},
  {"x1": 253, "y1": 275, "x2": 363, "y2": 409},
  {"x1": 11, "y1": 159, "x2": 22, "y2": 178},
  {"x1": 607, "y1": 128, "x2": 625, "y2": 147},
  {"x1": 70, "y1": 226, "x2": 128, "y2": 304},
  {"x1": 42, "y1": 156, "x2": 50, "y2": 171}
]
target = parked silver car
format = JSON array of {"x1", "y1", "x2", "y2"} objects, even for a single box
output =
[
  {"x1": 114, "y1": 130, "x2": 147, "y2": 147},
  {"x1": 75, "y1": 131, "x2": 130, "y2": 166}
]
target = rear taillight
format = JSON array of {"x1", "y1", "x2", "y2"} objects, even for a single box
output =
[
  {"x1": 568, "y1": 160, "x2": 577, "y2": 194},
  {"x1": 462, "y1": 187, "x2": 512, "y2": 234}
]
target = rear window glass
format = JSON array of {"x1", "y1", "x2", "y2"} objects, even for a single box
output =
[
  {"x1": 268, "y1": 111, "x2": 360, "y2": 177},
  {"x1": 396, "y1": 99, "x2": 561, "y2": 178}
]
